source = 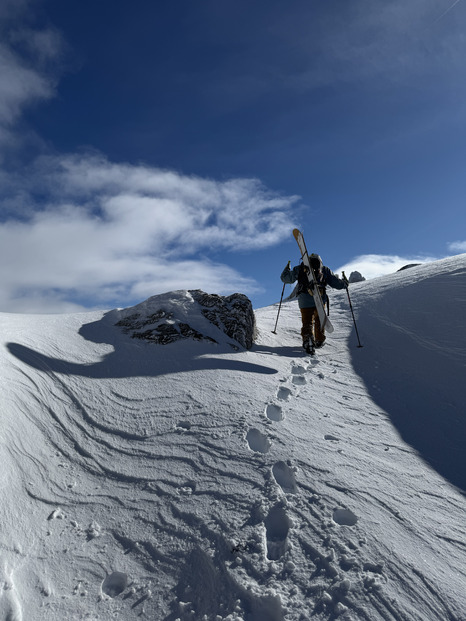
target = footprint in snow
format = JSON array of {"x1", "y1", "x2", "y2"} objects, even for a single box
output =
[
  {"x1": 102, "y1": 571, "x2": 128, "y2": 598},
  {"x1": 291, "y1": 363, "x2": 307, "y2": 385},
  {"x1": 272, "y1": 461, "x2": 297, "y2": 494},
  {"x1": 0, "y1": 576, "x2": 22, "y2": 621},
  {"x1": 333, "y1": 508, "x2": 358, "y2": 527},
  {"x1": 277, "y1": 386, "x2": 292, "y2": 401},
  {"x1": 265, "y1": 505, "x2": 291, "y2": 560},
  {"x1": 265, "y1": 404, "x2": 284, "y2": 422},
  {"x1": 246, "y1": 428, "x2": 271, "y2": 454},
  {"x1": 176, "y1": 420, "x2": 191, "y2": 431},
  {"x1": 324, "y1": 434, "x2": 340, "y2": 442}
]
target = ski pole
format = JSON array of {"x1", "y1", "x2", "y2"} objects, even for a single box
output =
[
  {"x1": 342, "y1": 272, "x2": 363, "y2": 348},
  {"x1": 272, "y1": 262, "x2": 290, "y2": 334}
]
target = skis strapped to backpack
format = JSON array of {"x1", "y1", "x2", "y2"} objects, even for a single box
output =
[{"x1": 292, "y1": 229, "x2": 334, "y2": 334}]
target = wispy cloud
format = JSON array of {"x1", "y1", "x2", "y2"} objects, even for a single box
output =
[
  {"x1": 0, "y1": 8, "x2": 299, "y2": 313},
  {"x1": 237, "y1": 0, "x2": 463, "y2": 93},
  {"x1": 447, "y1": 240, "x2": 466, "y2": 252},
  {"x1": 336, "y1": 254, "x2": 438, "y2": 280},
  {"x1": 0, "y1": 153, "x2": 299, "y2": 312},
  {"x1": 0, "y1": 44, "x2": 49, "y2": 120},
  {"x1": 433, "y1": 0, "x2": 462, "y2": 24},
  {"x1": 0, "y1": 6, "x2": 64, "y2": 158},
  {"x1": 167, "y1": 0, "x2": 464, "y2": 116}
]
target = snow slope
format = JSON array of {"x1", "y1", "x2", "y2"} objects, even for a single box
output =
[{"x1": 1, "y1": 256, "x2": 465, "y2": 621}]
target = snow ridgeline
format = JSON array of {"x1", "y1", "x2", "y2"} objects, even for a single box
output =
[{"x1": 0, "y1": 255, "x2": 465, "y2": 621}]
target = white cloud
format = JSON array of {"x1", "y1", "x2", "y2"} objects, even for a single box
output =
[
  {"x1": 9, "y1": 26, "x2": 64, "y2": 65},
  {"x1": 31, "y1": 153, "x2": 298, "y2": 251},
  {"x1": 0, "y1": 153, "x2": 299, "y2": 312},
  {"x1": 447, "y1": 240, "x2": 466, "y2": 253},
  {"x1": 0, "y1": 43, "x2": 54, "y2": 126},
  {"x1": 335, "y1": 254, "x2": 437, "y2": 280},
  {"x1": 0, "y1": 7, "x2": 64, "y2": 159},
  {"x1": 0, "y1": 7, "x2": 299, "y2": 313}
]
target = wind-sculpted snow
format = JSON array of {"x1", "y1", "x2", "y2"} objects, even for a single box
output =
[{"x1": 1, "y1": 258, "x2": 466, "y2": 620}]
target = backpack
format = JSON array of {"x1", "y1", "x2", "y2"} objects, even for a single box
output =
[{"x1": 297, "y1": 263, "x2": 330, "y2": 314}]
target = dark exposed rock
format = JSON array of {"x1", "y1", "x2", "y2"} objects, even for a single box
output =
[
  {"x1": 348, "y1": 271, "x2": 366, "y2": 283},
  {"x1": 398, "y1": 264, "x2": 421, "y2": 272},
  {"x1": 191, "y1": 290, "x2": 256, "y2": 349},
  {"x1": 131, "y1": 322, "x2": 215, "y2": 345},
  {"x1": 116, "y1": 310, "x2": 174, "y2": 332}
]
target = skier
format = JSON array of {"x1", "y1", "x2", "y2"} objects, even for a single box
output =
[{"x1": 280, "y1": 254, "x2": 347, "y2": 352}]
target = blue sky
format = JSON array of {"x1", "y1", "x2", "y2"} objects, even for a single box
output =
[{"x1": 1, "y1": 0, "x2": 466, "y2": 312}]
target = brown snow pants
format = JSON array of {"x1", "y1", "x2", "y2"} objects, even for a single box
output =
[{"x1": 300, "y1": 307, "x2": 325, "y2": 345}]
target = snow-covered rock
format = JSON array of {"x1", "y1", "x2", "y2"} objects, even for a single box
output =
[{"x1": 113, "y1": 289, "x2": 256, "y2": 349}]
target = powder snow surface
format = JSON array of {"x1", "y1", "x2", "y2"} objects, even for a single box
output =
[{"x1": 1, "y1": 256, "x2": 465, "y2": 621}]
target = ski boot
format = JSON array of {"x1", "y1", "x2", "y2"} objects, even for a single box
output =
[{"x1": 303, "y1": 338, "x2": 315, "y2": 356}]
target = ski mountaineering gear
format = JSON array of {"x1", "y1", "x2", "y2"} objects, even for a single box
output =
[
  {"x1": 281, "y1": 229, "x2": 347, "y2": 354},
  {"x1": 342, "y1": 271, "x2": 363, "y2": 348},
  {"x1": 272, "y1": 262, "x2": 290, "y2": 334},
  {"x1": 300, "y1": 307, "x2": 324, "y2": 354},
  {"x1": 296, "y1": 261, "x2": 331, "y2": 314},
  {"x1": 281, "y1": 259, "x2": 345, "y2": 311}
]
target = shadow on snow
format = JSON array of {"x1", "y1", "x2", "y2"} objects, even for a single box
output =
[
  {"x1": 349, "y1": 274, "x2": 466, "y2": 495},
  {"x1": 7, "y1": 310, "x2": 278, "y2": 379}
]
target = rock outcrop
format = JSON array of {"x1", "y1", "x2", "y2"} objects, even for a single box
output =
[
  {"x1": 348, "y1": 271, "x2": 366, "y2": 283},
  {"x1": 115, "y1": 290, "x2": 255, "y2": 349}
]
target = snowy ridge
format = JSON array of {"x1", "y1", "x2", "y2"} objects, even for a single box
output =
[{"x1": 0, "y1": 255, "x2": 465, "y2": 620}]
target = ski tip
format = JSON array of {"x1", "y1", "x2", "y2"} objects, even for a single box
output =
[
  {"x1": 324, "y1": 319, "x2": 334, "y2": 334},
  {"x1": 292, "y1": 228, "x2": 301, "y2": 239}
]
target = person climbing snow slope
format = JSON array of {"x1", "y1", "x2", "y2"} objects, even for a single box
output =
[{"x1": 281, "y1": 254, "x2": 347, "y2": 353}]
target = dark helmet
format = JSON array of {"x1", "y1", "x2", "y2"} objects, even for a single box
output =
[{"x1": 310, "y1": 253, "x2": 323, "y2": 272}]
